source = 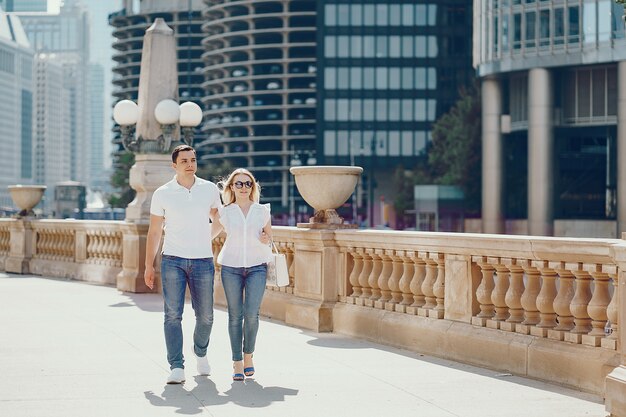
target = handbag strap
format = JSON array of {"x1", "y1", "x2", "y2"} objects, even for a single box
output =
[{"x1": 270, "y1": 240, "x2": 280, "y2": 254}]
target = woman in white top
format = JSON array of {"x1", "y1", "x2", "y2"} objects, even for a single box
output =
[{"x1": 214, "y1": 168, "x2": 272, "y2": 381}]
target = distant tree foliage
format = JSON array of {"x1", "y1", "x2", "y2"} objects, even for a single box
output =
[
  {"x1": 108, "y1": 151, "x2": 135, "y2": 208},
  {"x1": 391, "y1": 84, "x2": 481, "y2": 220},
  {"x1": 429, "y1": 84, "x2": 481, "y2": 216}
]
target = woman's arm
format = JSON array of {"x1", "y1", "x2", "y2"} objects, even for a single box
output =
[{"x1": 259, "y1": 219, "x2": 272, "y2": 244}]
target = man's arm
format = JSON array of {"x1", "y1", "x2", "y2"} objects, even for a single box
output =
[
  {"x1": 144, "y1": 214, "x2": 164, "y2": 290},
  {"x1": 209, "y1": 207, "x2": 223, "y2": 239}
]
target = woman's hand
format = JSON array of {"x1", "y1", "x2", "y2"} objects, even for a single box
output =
[{"x1": 259, "y1": 231, "x2": 271, "y2": 245}]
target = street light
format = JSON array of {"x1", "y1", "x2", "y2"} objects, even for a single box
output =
[{"x1": 113, "y1": 99, "x2": 203, "y2": 153}]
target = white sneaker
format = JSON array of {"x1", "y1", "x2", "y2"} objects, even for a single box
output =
[
  {"x1": 195, "y1": 353, "x2": 211, "y2": 376},
  {"x1": 166, "y1": 368, "x2": 185, "y2": 384}
]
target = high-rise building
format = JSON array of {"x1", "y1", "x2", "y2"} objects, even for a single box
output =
[
  {"x1": 1, "y1": 0, "x2": 47, "y2": 12},
  {"x1": 318, "y1": 1, "x2": 473, "y2": 227},
  {"x1": 16, "y1": 1, "x2": 91, "y2": 192},
  {"x1": 200, "y1": 1, "x2": 474, "y2": 225},
  {"x1": 83, "y1": 0, "x2": 122, "y2": 173},
  {"x1": 0, "y1": 9, "x2": 34, "y2": 210},
  {"x1": 474, "y1": 0, "x2": 626, "y2": 237},
  {"x1": 109, "y1": 0, "x2": 206, "y2": 161},
  {"x1": 201, "y1": 0, "x2": 317, "y2": 214},
  {"x1": 88, "y1": 63, "x2": 106, "y2": 191},
  {"x1": 33, "y1": 52, "x2": 71, "y2": 206}
]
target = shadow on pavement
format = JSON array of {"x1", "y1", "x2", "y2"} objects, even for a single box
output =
[
  {"x1": 221, "y1": 379, "x2": 298, "y2": 407},
  {"x1": 144, "y1": 376, "x2": 298, "y2": 413}
]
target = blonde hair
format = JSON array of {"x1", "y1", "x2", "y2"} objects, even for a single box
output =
[{"x1": 219, "y1": 168, "x2": 261, "y2": 205}]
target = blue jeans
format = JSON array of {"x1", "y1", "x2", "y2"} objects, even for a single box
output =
[
  {"x1": 221, "y1": 264, "x2": 267, "y2": 361},
  {"x1": 161, "y1": 255, "x2": 215, "y2": 370}
]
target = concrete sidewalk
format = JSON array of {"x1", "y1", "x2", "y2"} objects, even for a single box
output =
[{"x1": 0, "y1": 272, "x2": 606, "y2": 417}]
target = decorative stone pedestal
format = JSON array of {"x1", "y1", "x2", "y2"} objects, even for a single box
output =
[
  {"x1": 5, "y1": 219, "x2": 33, "y2": 274},
  {"x1": 125, "y1": 154, "x2": 172, "y2": 223}
]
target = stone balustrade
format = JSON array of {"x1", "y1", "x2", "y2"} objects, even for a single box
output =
[
  {"x1": 2, "y1": 218, "x2": 123, "y2": 284},
  {"x1": 3, "y1": 217, "x2": 626, "y2": 413}
]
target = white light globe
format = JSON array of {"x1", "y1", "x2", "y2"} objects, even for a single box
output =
[
  {"x1": 154, "y1": 99, "x2": 180, "y2": 125},
  {"x1": 113, "y1": 100, "x2": 139, "y2": 125},
  {"x1": 179, "y1": 102, "x2": 203, "y2": 127}
]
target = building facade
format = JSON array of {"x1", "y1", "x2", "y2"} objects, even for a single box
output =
[
  {"x1": 201, "y1": 0, "x2": 317, "y2": 216},
  {"x1": 33, "y1": 52, "x2": 71, "y2": 208},
  {"x1": 318, "y1": 0, "x2": 473, "y2": 225},
  {"x1": 474, "y1": 0, "x2": 626, "y2": 237},
  {"x1": 16, "y1": 1, "x2": 91, "y2": 191},
  {"x1": 109, "y1": 0, "x2": 206, "y2": 161},
  {"x1": 1, "y1": 0, "x2": 47, "y2": 12},
  {"x1": 0, "y1": 9, "x2": 34, "y2": 210}
]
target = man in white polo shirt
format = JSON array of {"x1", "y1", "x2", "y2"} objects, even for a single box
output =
[{"x1": 144, "y1": 144, "x2": 222, "y2": 384}]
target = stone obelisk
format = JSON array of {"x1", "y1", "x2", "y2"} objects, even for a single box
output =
[{"x1": 118, "y1": 18, "x2": 179, "y2": 292}]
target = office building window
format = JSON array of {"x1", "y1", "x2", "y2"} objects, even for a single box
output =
[{"x1": 583, "y1": 3, "x2": 597, "y2": 44}]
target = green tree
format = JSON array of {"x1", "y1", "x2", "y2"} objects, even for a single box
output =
[
  {"x1": 429, "y1": 84, "x2": 482, "y2": 216},
  {"x1": 108, "y1": 151, "x2": 135, "y2": 208}
]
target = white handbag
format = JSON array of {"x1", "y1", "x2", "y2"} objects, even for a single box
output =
[{"x1": 267, "y1": 241, "x2": 289, "y2": 287}]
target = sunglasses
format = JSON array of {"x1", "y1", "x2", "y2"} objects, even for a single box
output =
[{"x1": 233, "y1": 181, "x2": 253, "y2": 189}]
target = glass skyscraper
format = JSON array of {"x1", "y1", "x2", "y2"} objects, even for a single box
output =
[
  {"x1": 475, "y1": 0, "x2": 626, "y2": 237},
  {"x1": 318, "y1": 0, "x2": 473, "y2": 225}
]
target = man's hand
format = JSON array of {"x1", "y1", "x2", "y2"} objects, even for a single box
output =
[{"x1": 144, "y1": 265, "x2": 155, "y2": 290}]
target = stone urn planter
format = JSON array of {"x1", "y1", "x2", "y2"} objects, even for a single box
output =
[
  {"x1": 8, "y1": 185, "x2": 46, "y2": 217},
  {"x1": 289, "y1": 166, "x2": 363, "y2": 228}
]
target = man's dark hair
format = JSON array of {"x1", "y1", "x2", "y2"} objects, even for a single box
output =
[{"x1": 172, "y1": 145, "x2": 196, "y2": 163}]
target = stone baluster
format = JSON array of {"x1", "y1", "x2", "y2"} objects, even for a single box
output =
[
  {"x1": 286, "y1": 243, "x2": 295, "y2": 292},
  {"x1": 419, "y1": 255, "x2": 438, "y2": 316},
  {"x1": 550, "y1": 262, "x2": 576, "y2": 341},
  {"x1": 502, "y1": 259, "x2": 525, "y2": 332},
  {"x1": 566, "y1": 265, "x2": 593, "y2": 344},
  {"x1": 347, "y1": 247, "x2": 364, "y2": 303},
  {"x1": 471, "y1": 256, "x2": 495, "y2": 326},
  {"x1": 86, "y1": 232, "x2": 95, "y2": 261},
  {"x1": 358, "y1": 249, "x2": 374, "y2": 305},
  {"x1": 407, "y1": 253, "x2": 427, "y2": 314},
  {"x1": 0, "y1": 226, "x2": 10, "y2": 254},
  {"x1": 375, "y1": 249, "x2": 393, "y2": 309},
  {"x1": 583, "y1": 265, "x2": 612, "y2": 346},
  {"x1": 49, "y1": 230, "x2": 58, "y2": 260},
  {"x1": 518, "y1": 261, "x2": 540, "y2": 334},
  {"x1": 431, "y1": 253, "x2": 445, "y2": 319},
  {"x1": 602, "y1": 270, "x2": 619, "y2": 350},
  {"x1": 396, "y1": 250, "x2": 415, "y2": 313},
  {"x1": 487, "y1": 258, "x2": 510, "y2": 329},
  {"x1": 366, "y1": 250, "x2": 383, "y2": 307},
  {"x1": 387, "y1": 250, "x2": 405, "y2": 311},
  {"x1": 531, "y1": 261, "x2": 558, "y2": 337}
]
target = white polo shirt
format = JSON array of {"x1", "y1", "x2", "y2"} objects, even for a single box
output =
[
  {"x1": 217, "y1": 203, "x2": 272, "y2": 268},
  {"x1": 150, "y1": 176, "x2": 222, "y2": 259}
]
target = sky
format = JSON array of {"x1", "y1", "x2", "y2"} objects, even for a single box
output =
[{"x1": 49, "y1": 0, "x2": 60, "y2": 12}]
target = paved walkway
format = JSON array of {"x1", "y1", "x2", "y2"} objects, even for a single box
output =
[{"x1": 0, "y1": 272, "x2": 606, "y2": 417}]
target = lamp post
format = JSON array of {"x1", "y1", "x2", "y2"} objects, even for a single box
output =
[
  {"x1": 289, "y1": 148, "x2": 317, "y2": 225},
  {"x1": 113, "y1": 99, "x2": 202, "y2": 153}
]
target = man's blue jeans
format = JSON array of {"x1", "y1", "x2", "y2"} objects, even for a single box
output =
[
  {"x1": 161, "y1": 255, "x2": 215, "y2": 370},
  {"x1": 221, "y1": 264, "x2": 267, "y2": 361}
]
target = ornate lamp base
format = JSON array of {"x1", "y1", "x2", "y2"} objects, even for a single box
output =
[{"x1": 296, "y1": 209, "x2": 358, "y2": 229}]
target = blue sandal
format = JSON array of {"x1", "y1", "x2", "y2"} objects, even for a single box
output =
[
  {"x1": 233, "y1": 363, "x2": 244, "y2": 381},
  {"x1": 244, "y1": 354, "x2": 254, "y2": 377}
]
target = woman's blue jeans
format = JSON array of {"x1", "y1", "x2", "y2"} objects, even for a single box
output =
[
  {"x1": 221, "y1": 264, "x2": 267, "y2": 361},
  {"x1": 161, "y1": 255, "x2": 215, "y2": 370}
]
